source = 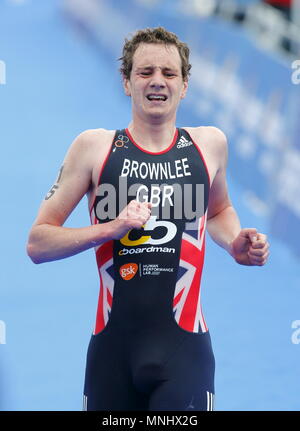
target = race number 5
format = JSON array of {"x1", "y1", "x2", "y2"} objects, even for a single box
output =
[{"x1": 120, "y1": 216, "x2": 177, "y2": 246}]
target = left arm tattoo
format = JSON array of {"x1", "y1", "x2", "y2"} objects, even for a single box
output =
[{"x1": 44, "y1": 165, "x2": 64, "y2": 200}]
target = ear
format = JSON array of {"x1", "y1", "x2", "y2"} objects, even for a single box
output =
[
  {"x1": 123, "y1": 77, "x2": 131, "y2": 97},
  {"x1": 180, "y1": 79, "x2": 188, "y2": 99}
]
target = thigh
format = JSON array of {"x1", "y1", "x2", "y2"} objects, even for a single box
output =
[
  {"x1": 83, "y1": 333, "x2": 148, "y2": 411},
  {"x1": 148, "y1": 331, "x2": 215, "y2": 411}
]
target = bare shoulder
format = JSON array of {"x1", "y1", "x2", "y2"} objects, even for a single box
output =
[
  {"x1": 183, "y1": 126, "x2": 228, "y2": 181},
  {"x1": 77, "y1": 129, "x2": 116, "y2": 195},
  {"x1": 70, "y1": 127, "x2": 115, "y2": 155},
  {"x1": 65, "y1": 128, "x2": 115, "y2": 173},
  {"x1": 184, "y1": 125, "x2": 227, "y2": 155},
  {"x1": 80, "y1": 127, "x2": 116, "y2": 142}
]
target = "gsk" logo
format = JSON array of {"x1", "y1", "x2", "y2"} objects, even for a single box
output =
[{"x1": 119, "y1": 263, "x2": 138, "y2": 280}]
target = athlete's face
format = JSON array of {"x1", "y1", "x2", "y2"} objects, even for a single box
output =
[{"x1": 123, "y1": 43, "x2": 188, "y2": 122}]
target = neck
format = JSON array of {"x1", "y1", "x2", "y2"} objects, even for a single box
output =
[{"x1": 127, "y1": 117, "x2": 177, "y2": 152}]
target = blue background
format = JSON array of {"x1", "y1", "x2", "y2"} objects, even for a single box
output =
[{"x1": 0, "y1": 0, "x2": 299, "y2": 411}]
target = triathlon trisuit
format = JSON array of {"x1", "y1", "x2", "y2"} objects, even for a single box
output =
[{"x1": 83, "y1": 128, "x2": 215, "y2": 411}]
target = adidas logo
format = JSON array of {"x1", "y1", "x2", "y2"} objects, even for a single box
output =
[{"x1": 177, "y1": 136, "x2": 193, "y2": 148}]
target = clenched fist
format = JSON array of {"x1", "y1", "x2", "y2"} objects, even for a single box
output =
[
  {"x1": 111, "y1": 199, "x2": 152, "y2": 240},
  {"x1": 230, "y1": 228, "x2": 270, "y2": 266}
]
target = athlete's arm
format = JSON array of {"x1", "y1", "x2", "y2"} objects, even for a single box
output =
[
  {"x1": 26, "y1": 130, "x2": 151, "y2": 264},
  {"x1": 206, "y1": 128, "x2": 241, "y2": 252},
  {"x1": 206, "y1": 128, "x2": 269, "y2": 266}
]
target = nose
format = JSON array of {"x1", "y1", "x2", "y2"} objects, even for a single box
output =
[{"x1": 149, "y1": 69, "x2": 166, "y2": 89}]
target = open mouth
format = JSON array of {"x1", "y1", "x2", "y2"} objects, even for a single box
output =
[{"x1": 146, "y1": 94, "x2": 168, "y2": 101}]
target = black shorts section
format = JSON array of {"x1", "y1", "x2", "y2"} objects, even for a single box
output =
[{"x1": 83, "y1": 327, "x2": 215, "y2": 411}]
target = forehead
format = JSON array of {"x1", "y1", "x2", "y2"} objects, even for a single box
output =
[{"x1": 132, "y1": 43, "x2": 182, "y2": 69}]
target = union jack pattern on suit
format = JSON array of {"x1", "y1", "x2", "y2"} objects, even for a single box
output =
[
  {"x1": 173, "y1": 213, "x2": 208, "y2": 333},
  {"x1": 91, "y1": 209, "x2": 115, "y2": 335}
]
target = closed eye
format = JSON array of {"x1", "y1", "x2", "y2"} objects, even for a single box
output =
[{"x1": 137, "y1": 70, "x2": 177, "y2": 77}]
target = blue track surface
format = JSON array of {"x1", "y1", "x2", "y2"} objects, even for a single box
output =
[{"x1": 0, "y1": 0, "x2": 299, "y2": 411}]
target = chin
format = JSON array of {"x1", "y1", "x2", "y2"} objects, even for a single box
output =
[
  {"x1": 146, "y1": 106, "x2": 170, "y2": 115},
  {"x1": 147, "y1": 111, "x2": 168, "y2": 121}
]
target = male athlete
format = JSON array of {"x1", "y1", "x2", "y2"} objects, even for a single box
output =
[{"x1": 27, "y1": 27, "x2": 270, "y2": 411}]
